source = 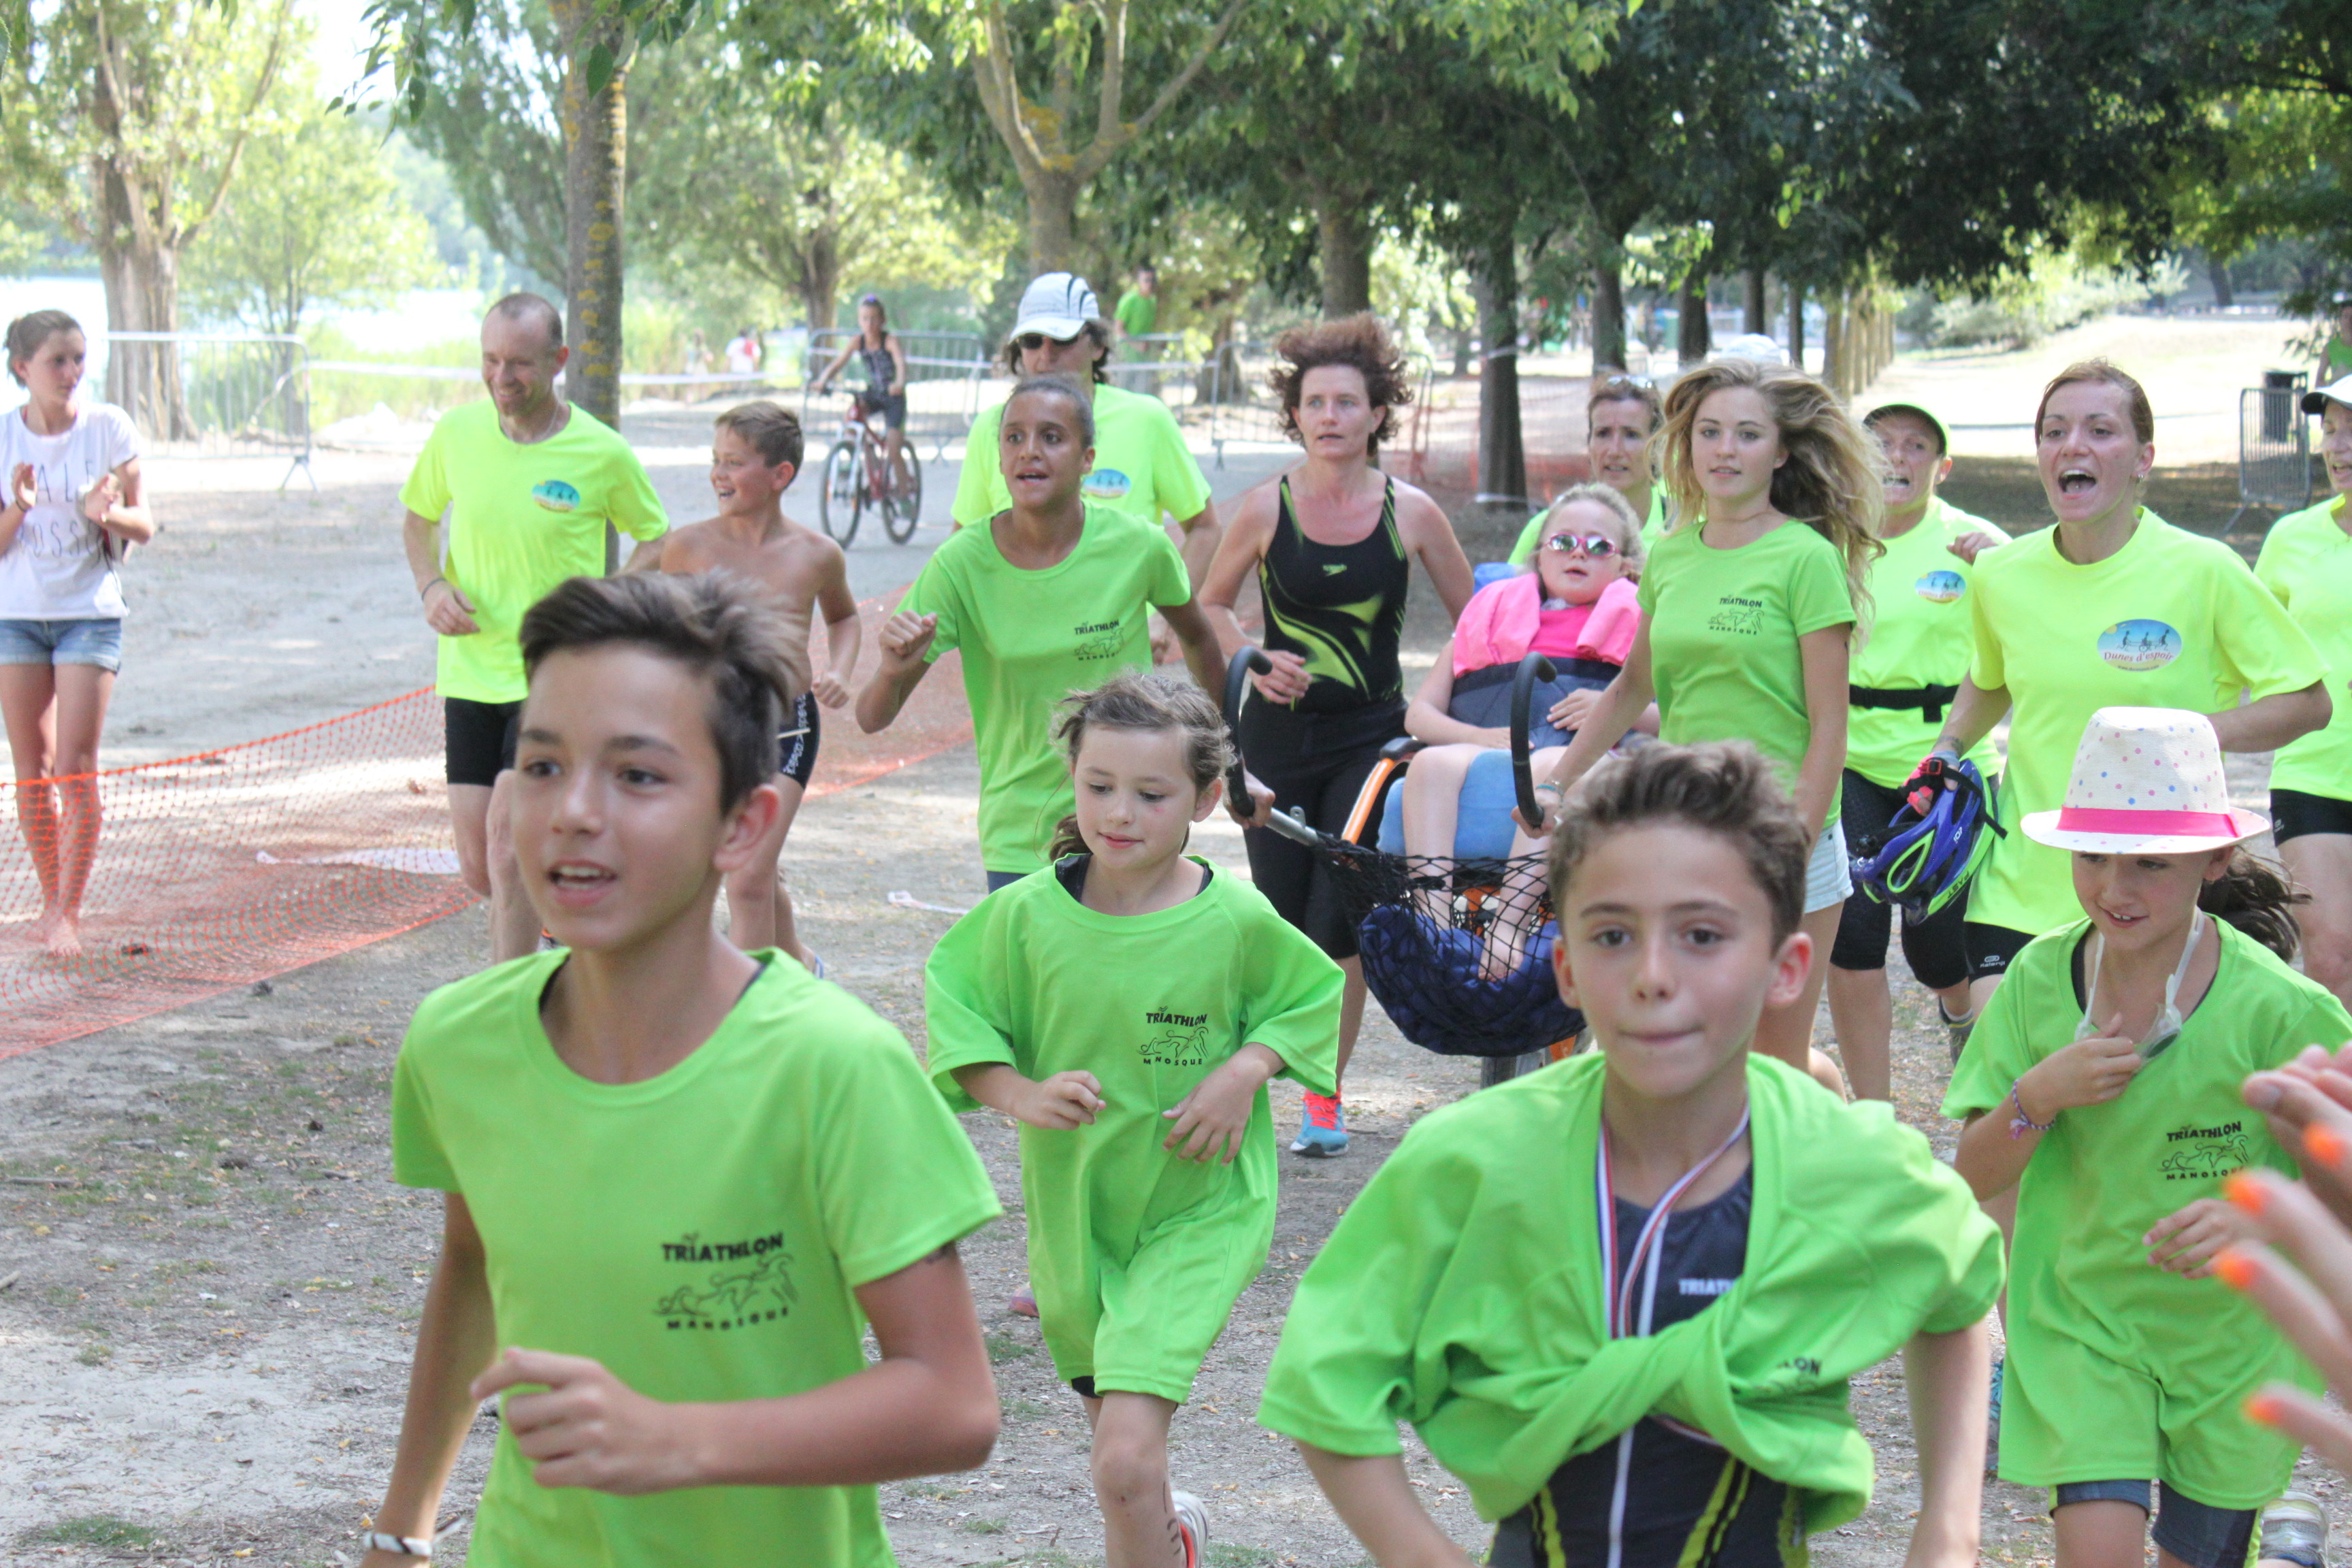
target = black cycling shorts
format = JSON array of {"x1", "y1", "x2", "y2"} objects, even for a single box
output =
[
  {"x1": 854, "y1": 389, "x2": 909, "y2": 431},
  {"x1": 1963, "y1": 920, "x2": 2038, "y2": 984},
  {"x1": 444, "y1": 697, "x2": 521, "y2": 788},
  {"x1": 2270, "y1": 787, "x2": 2352, "y2": 846},
  {"x1": 777, "y1": 692, "x2": 820, "y2": 789},
  {"x1": 1237, "y1": 699, "x2": 1401, "y2": 961},
  {"x1": 1829, "y1": 770, "x2": 1970, "y2": 989}
]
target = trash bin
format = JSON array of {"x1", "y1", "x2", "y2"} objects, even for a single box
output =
[{"x1": 2264, "y1": 368, "x2": 2308, "y2": 442}]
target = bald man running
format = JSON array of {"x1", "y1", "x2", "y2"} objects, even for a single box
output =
[{"x1": 400, "y1": 293, "x2": 670, "y2": 960}]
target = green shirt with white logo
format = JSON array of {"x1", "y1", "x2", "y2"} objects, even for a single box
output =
[{"x1": 953, "y1": 384, "x2": 1211, "y2": 533}]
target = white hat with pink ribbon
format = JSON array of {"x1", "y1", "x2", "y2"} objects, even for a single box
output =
[{"x1": 2022, "y1": 706, "x2": 2268, "y2": 854}]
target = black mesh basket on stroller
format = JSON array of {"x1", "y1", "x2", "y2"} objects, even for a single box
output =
[{"x1": 1224, "y1": 647, "x2": 1586, "y2": 1083}]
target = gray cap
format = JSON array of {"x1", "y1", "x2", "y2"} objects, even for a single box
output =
[
  {"x1": 1866, "y1": 401, "x2": 1952, "y2": 454},
  {"x1": 1011, "y1": 273, "x2": 1101, "y2": 342}
]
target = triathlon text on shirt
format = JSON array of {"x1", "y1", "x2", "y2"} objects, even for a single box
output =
[
  {"x1": 2159, "y1": 1119, "x2": 2253, "y2": 1181},
  {"x1": 1141, "y1": 1008, "x2": 1211, "y2": 1066},
  {"x1": 653, "y1": 1230, "x2": 800, "y2": 1330}
]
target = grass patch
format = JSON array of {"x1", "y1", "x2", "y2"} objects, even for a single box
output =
[
  {"x1": 1004, "y1": 1397, "x2": 1049, "y2": 1421},
  {"x1": 28, "y1": 1514, "x2": 156, "y2": 1548},
  {"x1": 76, "y1": 1343, "x2": 113, "y2": 1366},
  {"x1": 983, "y1": 1331, "x2": 1035, "y2": 1365},
  {"x1": 1207, "y1": 1547, "x2": 1281, "y2": 1567},
  {"x1": 960, "y1": 1517, "x2": 1008, "y2": 1535}
]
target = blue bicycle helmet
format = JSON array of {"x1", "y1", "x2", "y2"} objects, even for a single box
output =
[{"x1": 1850, "y1": 758, "x2": 2002, "y2": 921}]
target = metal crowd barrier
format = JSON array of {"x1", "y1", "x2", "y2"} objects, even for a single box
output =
[
  {"x1": 102, "y1": 331, "x2": 314, "y2": 491},
  {"x1": 800, "y1": 329, "x2": 988, "y2": 462},
  {"x1": 2232, "y1": 376, "x2": 2313, "y2": 531}
]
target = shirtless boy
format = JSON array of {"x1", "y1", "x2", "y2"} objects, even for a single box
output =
[{"x1": 659, "y1": 402, "x2": 859, "y2": 968}]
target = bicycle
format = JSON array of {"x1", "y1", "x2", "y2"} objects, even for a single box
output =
[{"x1": 817, "y1": 394, "x2": 923, "y2": 546}]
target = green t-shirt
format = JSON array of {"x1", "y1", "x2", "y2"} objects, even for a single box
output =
[
  {"x1": 953, "y1": 384, "x2": 1212, "y2": 532},
  {"x1": 1258, "y1": 1052, "x2": 2002, "y2": 1531},
  {"x1": 1635, "y1": 519, "x2": 1857, "y2": 823},
  {"x1": 2255, "y1": 495, "x2": 2352, "y2": 798},
  {"x1": 391, "y1": 951, "x2": 1001, "y2": 1568},
  {"x1": 1115, "y1": 289, "x2": 1158, "y2": 340},
  {"x1": 1966, "y1": 510, "x2": 2325, "y2": 936},
  {"x1": 399, "y1": 401, "x2": 669, "y2": 704},
  {"x1": 1506, "y1": 489, "x2": 1671, "y2": 568},
  {"x1": 924, "y1": 860, "x2": 1340, "y2": 1402},
  {"x1": 1942, "y1": 919, "x2": 2342, "y2": 1504},
  {"x1": 2325, "y1": 336, "x2": 2352, "y2": 384},
  {"x1": 1845, "y1": 497, "x2": 2003, "y2": 787},
  {"x1": 901, "y1": 504, "x2": 1193, "y2": 873}
]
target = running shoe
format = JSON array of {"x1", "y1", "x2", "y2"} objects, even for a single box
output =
[
  {"x1": 2261, "y1": 1489, "x2": 2330, "y2": 1568},
  {"x1": 1291, "y1": 1092, "x2": 1348, "y2": 1158},
  {"x1": 1008, "y1": 1282, "x2": 1039, "y2": 1319},
  {"x1": 1940, "y1": 1000, "x2": 1977, "y2": 1064},
  {"x1": 1171, "y1": 1490, "x2": 1209, "y2": 1568}
]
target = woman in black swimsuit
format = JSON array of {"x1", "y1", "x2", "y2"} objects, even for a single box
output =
[
  {"x1": 1200, "y1": 313, "x2": 1475, "y2": 1158},
  {"x1": 813, "y1": 293, "x2": 911, "y2": 488}
]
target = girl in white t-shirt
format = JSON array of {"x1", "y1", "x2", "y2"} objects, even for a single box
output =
[{"x1": 1, "y1": 310, "x2": 157, "y2": 956}]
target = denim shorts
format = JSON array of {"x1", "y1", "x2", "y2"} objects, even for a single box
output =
[{"x1": 0, "y1": 617, "x2": 124, "y2": 672}]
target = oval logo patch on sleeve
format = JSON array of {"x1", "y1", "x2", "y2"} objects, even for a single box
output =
[
  {"x1": 1915, "y1": 570, "x2": 1965, "y2": 604},
  {"x1": 532, "y1": 479, "x2": 581, "y2": 512},
  {"x1": 2097, "y1": 619, "x2": 2181, "y2": 670}
]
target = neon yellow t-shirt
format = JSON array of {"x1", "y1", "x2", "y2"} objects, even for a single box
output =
[
  {"x1": 2255, "y1": 495, "x2": 2352, "y2": 798},
  {"x1": 1258, "y1": 1052, "x2": 2002, "y2": 1530},
  {"x1": 391, "y1": 951, "x2": 1002, "y2": 1568},
  {"x1": 1635, "y1": 519, "x2": 1856, "y2": 823},
  {"x1": 1845, "y1": 497, "x2": 2003, "y2": 787},
  {"x1": 1966, "y1": 510, "x2": 2325, "y2": 936},
  {"x1": 1942, "y1": 919, "x2": 2340, "y2": 1505},
  {"x1": 901, "y1": 504, "x2": 1193, "y2": 873},
  {"x1": 953, "y1": 385, "x2": 1212, "y2": 531},
  {"x1": 1114, "y1": 289, "x2": 1158, "y2": 340},
  {"x1": 1507, "y1": 489, "x2": 1671, "y2": 567},
  {"x1": 399, "y1": 402, "x2": 668, "y2": 704},
  {"x1": 924, "y1": 860, "x2": 1340, "y2": 1403}
]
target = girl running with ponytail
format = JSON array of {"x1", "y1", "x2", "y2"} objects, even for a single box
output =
[{"x1": 1520, "y1": 358, "x2": 1880, "y2": 1094}]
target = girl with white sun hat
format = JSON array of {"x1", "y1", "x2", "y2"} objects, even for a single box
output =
[{"x1": 1945, "y1": 706, "x2": 2352, "y2": 1568}]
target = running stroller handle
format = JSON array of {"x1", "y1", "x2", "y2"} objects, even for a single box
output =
[
  {"x1": 1509, "y1": 652, "x2": 1558, "y2": 830},
  {"x1": 1222, "y1": 647, "x2": 1272, "y2": 808}
]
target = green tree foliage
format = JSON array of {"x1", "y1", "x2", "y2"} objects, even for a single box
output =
[
  {"x1": 185, "y1": 88, "x2": 443, "y2": 335},
  {"x1": 2170, "y1": 90, "x2": 2352, "y2": 307}
]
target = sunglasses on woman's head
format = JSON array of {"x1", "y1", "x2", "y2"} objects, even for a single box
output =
[
  {"x1": 1544, "y1": 532, "x2": 1620, "y2": 558},
  {"x1": 1015, "y1": 331, "x2": 1081, "y2": 353}
]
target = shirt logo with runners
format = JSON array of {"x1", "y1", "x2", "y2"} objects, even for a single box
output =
[
  {"x1": 532, "y1": 478, "x2": 581, "y2": 512},
  {"x1": 1707, "y1": 595, "x2": 1767, "y2": 636},
  {"x1": 1083, "y1": 468, "x2": 1132, "y2": 501},
  {"x1": 1141, "y1": 1008, "x2": 1211, "y2": 1066},
  {"x1": 653, "y1": 1229, "x2": 799, "y2": 1330},
  {"x1": 1073, "y1": 619, "x2": 1123, "y2": 661},
  {"x1": 2097, "y1": 618, "x2": 2181, "y2": 670},
  {"x1": 1915, "y1": 570, "x2": 1965, "y2": 604},
  {"x1": 2160, "y1": 1120, "x2": 2253, "y2": 1181}
]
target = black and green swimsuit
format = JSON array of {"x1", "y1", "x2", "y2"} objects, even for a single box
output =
[{"x1": 1237, "y1": 476, "x2": 1412, "y2": 959}]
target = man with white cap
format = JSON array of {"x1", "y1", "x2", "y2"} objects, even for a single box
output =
[
  {"x1": 1945, "y1": 706, "x2": 2347, "y2": 1568},
  {"x1": 2252, "y1": 371, "x2": 2352, "y2": 1007},
  {"x1": 953, "y1": 273, "x2": 1222, "y2": 592}
]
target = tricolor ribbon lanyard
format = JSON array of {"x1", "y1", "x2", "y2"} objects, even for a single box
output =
[{"x1": 1592, "y1": 1112, "x2": 1750, "y2": 1568}]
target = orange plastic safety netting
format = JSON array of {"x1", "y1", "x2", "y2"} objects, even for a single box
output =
[{"x1": 0, "y1": 589, "x2": 973, "y2": 1058}]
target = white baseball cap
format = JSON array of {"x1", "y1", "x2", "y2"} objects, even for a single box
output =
[
  {"x1": 1011, "y1": 273, "x2": 1101, "y2": 342},
  {"x1": 2302, "y1": 374, "x2": 2352, "y2": 415},
  {"x1": 1711, "y1": 333, "x2": 1788, "y2": 365},
  {"x1": 2022, "y1": 706, "x2": 2267, "y2": 855}
]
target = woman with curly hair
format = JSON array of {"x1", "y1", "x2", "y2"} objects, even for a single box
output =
[
  {"x1": 1519, "y1": 358, "x2": 1882, "y2": 1092},
  {"x1": 1200, "y1": 311, "x2": 1475, "y2": 1158}
]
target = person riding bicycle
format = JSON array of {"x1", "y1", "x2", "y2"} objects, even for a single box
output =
[{"x1": 814, "y1": 293, "x2": 910, "y2": 491}]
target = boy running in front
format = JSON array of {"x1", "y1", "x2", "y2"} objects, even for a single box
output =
[
  {"x1": 360, "y1": 572, "x2": 999, "y2": 1568},
  {"x1": 659, "y1": 401, "x2": 860, "y2": 970},
  {"x1": 1261, "y1": 740, "x2": 2003, "y2": 1568}
]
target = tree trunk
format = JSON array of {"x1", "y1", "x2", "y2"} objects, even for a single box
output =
[
  {"x1": 2208, "y1": 255, "x2": 2235, "y2": 310},
  {"x1": 1786, "y1": 280, "x2": 1806, "y2": 369},
  {"x1": 800, "y1": 229, "x2": 842, "y2": 334},
  {"x1": 1023, "y1": 172, "x2": 1081, "y2": 275},
  {"x1": 1471, "y1": 246, "x2": 1526, "y2": 507},
  {"x1": 1590, "y1": 254, "x2": 1627, "y2": 372},
  {"x1": 1744, "y1": 269, "x2": 1767, "y2": 334},
  {"x1": 557, "y1": 2, "x2": 627, "y2": 436},
  {"x1": 1316, "y1": 201, "x2": 1373, "y2": 319},
  {"x1": 87, "y1": 30, "x2": 191, "y2": 440},
  {"x1": 1677, "y1": 271, "x2": 1712, "y2": 365}
]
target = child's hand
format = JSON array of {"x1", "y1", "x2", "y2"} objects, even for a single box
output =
[
  {"x1": 1548, "y1": 689, "x2": 1601, "y2": 731},
  {"x1": 470, "y1": 1347, "x2": 696, "y2": 1493},
  {"x1": 80, "y1": 471, "x2": 119, "y2": 527},
  {"x1": 1162, "y1": 1052, "x2": 1277, "y2": 1164},
  {"x1": 2146, "y1": 1196, "x2": 2247, "y2": 1277},
  {"x1": 7, "y1": 463, "x2": 33, "y2": 514},
  {"x1": 1013, "y1": 1070, "x2": 1105, "y2": 1130},
  {"x1": 877, "y1": 612, "x2": 936, "y2": 670},
  {"x1": 810, "y1": 672, "x2": 851, "y2": 708},
  {"x1": 2023, "y1": 1033, "x2": 2142, "y2": 1115}
]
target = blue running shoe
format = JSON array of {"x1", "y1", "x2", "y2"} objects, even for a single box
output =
[{"x1": 1291, "y1": 1092, "x2": 1348, "y2": 1158}]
